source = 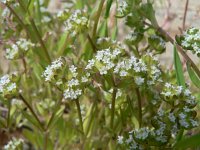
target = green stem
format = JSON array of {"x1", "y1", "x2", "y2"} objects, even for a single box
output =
[
  {"x1": 43, "y1": 131, "x2": 48, "y2": 150},
  {"x1": 75, "y1": 99, "x2": 84, "y2": 135},
  {"x1": 85, "y1": 102, "x2": 97, "y2": 136},
  {"x1": 30, "y1": 18, "x2": 51, "y2": 63},
  {"x1": 19, "y1": 94, "x2": 45, "y2": 131},
  {"x1": 87, "y1": 34, "x2": 97, "y2": 52},
  {"x1": 17, "y1": 0, "x2": 28, "y2": 13},
  {"x1": 176, "y1": 129, "x2": 184, "y2": 142},
  {"x1": 110, "y1": 88, "x2": 117, "y2": 129},
  {"x1": 22, "y1": 57, "x2": 27, "y2": 73},
  {"x1": 182, "y1": 0, "x2": 189, "y2": 30},
  {"x1": 135, "y1": 88, "x2": 142, "y2": 128},
  {"x1": 7, "y1": 100, "x2": 11, "y2": 128},
  {"x1": 46, "y1": 95, "x2": 63, "y2": 130},
  {"x1": 92, "y1": 0, "x2": 105, "y2": 38},
  {"x1": 5, "y1": 4, "x2": 30, "y2": 38}
]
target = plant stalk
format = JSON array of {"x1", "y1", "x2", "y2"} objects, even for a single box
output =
[
  {"x1": 182, "y1": 0, "x2": 189, "y2": 30},
  {"x1": 92, "y1": 0, "x2": 105, "y2": 38},
  {"x1": 5, "y1": 4, "x2": 30, "y2": 38},
  {"x1": 135, "y1": 88, "x2": 142, "y2": 128},
  {"x1": 75, "y1": 99, "x2": 84, "y2": 135},
  {"x1": 30, "y1": 18, "x2": 51, "y2": 63},
  {"x1": 110, "y1": 88, "x2": 117, "y2": 129},
  {"x1": 19, "y1": 94, "x2": 44, "y2": 131}
]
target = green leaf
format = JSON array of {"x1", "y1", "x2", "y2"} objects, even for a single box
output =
[
  {"x1": 187, "y1": 62, "x2": 200, "y2": 89},
  {"x1": 105, "y1": 0, "x2": 113, "y2": 18},
  {"x1": 48, "y1": 106, "x2": 64, "y2": 130},
  {"x1": 174, "y1": 45, "x2": 186, "y2": 88},
  {"x1": 57, "y1": 32, "x2": 68, "y2": 56},
  {"x1": 174, "y1": 134, "x2": 200, "y2": 149},
  {"x1": 22, "y1": 111, "x2": 42, "y2": 131},
  {"x1": 140, "y1": 2, "x2": 158, "y2": 27}
]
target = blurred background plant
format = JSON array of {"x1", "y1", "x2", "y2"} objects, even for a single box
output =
[{"x1": 0, "y1": 0, "x2": 200, "y2": 149}]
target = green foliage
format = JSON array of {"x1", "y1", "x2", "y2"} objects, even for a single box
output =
[
  {"x1": 174, "y1": 45, "x2": 186, "y2": 88},
  {"x1": 187, "y1": 62, "x2": 200, "y2": 89}
]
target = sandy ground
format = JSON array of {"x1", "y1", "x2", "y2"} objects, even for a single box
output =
[{"x1": 155, "y1": 0, "x2": 200, "y2": 67}]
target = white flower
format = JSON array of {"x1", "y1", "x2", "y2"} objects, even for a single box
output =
[
  {"x1": 190, "y1": 119, "x2": 198, "y2": 127},
  {"x1": 165, "y1": 83, "x2": 172, "y2": 88},
  {"x1": 69, "y1": 65, "x2": 78, "y2": 77},
  {"x1": 5, "y1": 44, "x2": 19, "y2": 60},
  {"x1": 0, "y1": 75, "x2": 10, "y2": 86},
  {"x1": 85, "y1": 59, "x2": 95, "y2": 70},
  {"x1": 168, "y1": 113, "x2": 176, "y2": 123},
  {"x1": 179, "y1": 113, "x2": 186, "y2": 119},
  {"x1": 179, "y1": 119, "x2": 189, "y2": 128},
  {"x1": 4, "y1": 138, "x2": 24, "y2": 150},
  {"x1": 117, "y1": 1, "x2": 128, "y2": 15},
  {"x1": 176, "y1": 86, "x2": 183, "y2": 95},
  {"x1": 81, "y1": 76, "x2": 89, "y2": 83},
  {"x1": 7, "y1": 83, "x2": 16, "y2": 92},
  {"x1": 161, "y1": 91, "x2": 171, "y2": 97},
  {"x1": 116, "y1": 89, "x2": 122, "y2": 98},
  {"x1": 134, "y1": 127, "x2": 150, "y2": 140},
  {"x1": 184, "y1": 89, "x2": 191, "y2": 96},
  {"x1": 63, "y1": 88, "x2": 82, "y2": 100},
  {"x1": 135, "y1": 77, "x2": 144, "y2": 86},
  {"x1": 158, "y1": 109, "x2": 164, "y2": 117},
  {"x1": 0, "y1": 74, "x2": 17, "y2": 96},
  {"x1": 99, "y1": 66, "x2": 108, "y2": 75},
  {"x1": 183, "y1": 106, "x2": 191, "y2": 112},
  {"x1": 42, "y1": 58, "x2": 63, "y2": 82},
  {"x1": 117, "y1": 136, "x2": 124, "y2": 144},
  {"x1": 68, "y1": 78, "x2": 79, "y2": 87},
  {"x1": 64, "y1": 10, "x2": 88, "y2": 37},
  {"x1": 119, "y1": 70, "x2": 128, "y2": 77}
]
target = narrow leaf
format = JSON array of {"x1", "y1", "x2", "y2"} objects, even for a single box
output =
[
  {"x1": 187, "y1": 62, "x2": 200, "y2": 89},
  {"x1": 105, "y1": 0, "x2": 113, "y2": 18},
  {"x1": 174, "y1": 45, "x2": 186, "y2": 88},
  {"x1": 174, "y1": 134, "x2": 200, "y2": 149}
]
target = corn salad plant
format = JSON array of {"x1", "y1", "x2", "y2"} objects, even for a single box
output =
[{"x1": 0, "y1": 0, "x2": 200, "y2": 149}]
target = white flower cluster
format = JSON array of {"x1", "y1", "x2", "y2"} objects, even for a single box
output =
[
  {"x1": 63, "y1": 65, "x2": 91, "y2": 100},
  {"x1": 125, "y1": 31, "x2": 143, "y2": 45},
  {"x1": 1, "y1": 0, "x2": 9, "y2": 4},
  {"x1": 133, "y1": 126, "x2": 168, "y2": 144},
  {"x1": 180, "y1": 27, "x2": 200, "y2": 56},
  {"x1": 117, "y1": 133, "x2": 143, "y2": 150},
  {"x1": 157, "y1": 85, "x2": 198, "y2": 131},
  {"x1": 64, "y1": 9, "x2": 88, "y2": 37},
  {"x1": 5, "y1": 38, "x2": 34, "y2": 60},
  {"x1": 2, "y1": 8, "x2": 10, "y2": 18},
  {"x1": 161, "y1": 83, "x2": 196, "y2": 105},
  {"x1": 11, "y1": 98, "x2": 23, "y2": 106},
  {"x1": 161, "y1": 83, "x2": 186, "y2": 97},
  {"x1": 4, "y1": 138, "x2": 24, "y2": 150},
  {"x1": 57, "y1": 9, "x2": 70, "y2": 19},
  {"x1": 0, "y1": 74, "x2": 18, "y2": 98},
  {"x1": 86, "y1": 48, "x2": 122, "y2": 75},
  {"x1": 117, "y1": 1, "x2": 129, "y2": 16},
  {"x1": 85, "y1": 43, "x2": 162, "y2": 87},
  {"x1": 149, "y1": 35, "x2": 165, "y2": 48},
  {"x1": 42, "y1": 57, "x2": 64, "y2": 82},
  {"x1": 134, "y1": 127, "x2": 150, "y2": 140},
  {"x1": 178, "y1": 111, "x2": 198, "y2": 129}
]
